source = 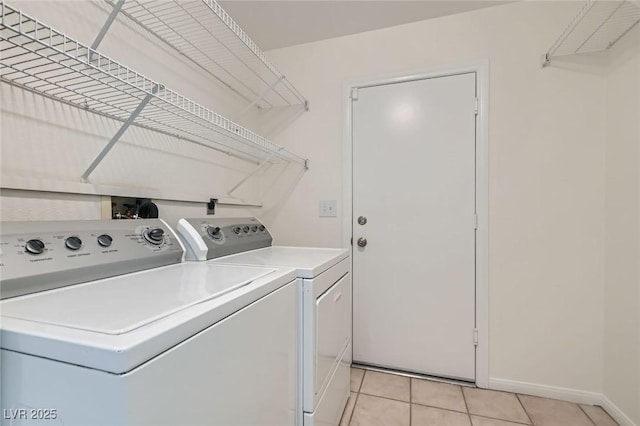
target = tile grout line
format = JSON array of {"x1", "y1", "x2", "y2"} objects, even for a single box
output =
[
  {"x1": 359, "y1": 391, "x2": 413, "y2": 405},
  {"x1": 359, "y1": 385, "x2": 542, "y2": 426},
  {"x1": 348, "y1": 369, "x2": 365, "y2": 426},
  {"x1": 577, "y1": 404, "x2": 599, "y2": 426},
  {"x1": 515, "y1": 394, "x2": 535, "y2": 425},
  {"x1": 347, "y1": 391, "x2": 359, "y2": 426},
  {"x1": 472, "y1": 414, "x2": 535, "y2": 425},
  {"x1": 461, "y1": 385, "x2": 473, "y2": 426},
  {"x1": 409, "y1": 377, "x2": 412, "y2": 426}
]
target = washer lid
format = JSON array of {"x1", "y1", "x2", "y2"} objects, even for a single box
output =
[
  {"x1": 213, "y1": 246, "x2": 349, "y2": 278},
  {"x1": 1, "y1": 263, "x2": 275, "y2": 335}
]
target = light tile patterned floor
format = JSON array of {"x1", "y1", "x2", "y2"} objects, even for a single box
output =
[{"x1": 341, "y1": 368, "x2": 618, "y2": 426}]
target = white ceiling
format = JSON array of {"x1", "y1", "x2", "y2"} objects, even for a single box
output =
[{"x1": 218, "y1": 0, "x2": 511, "y2": 50}]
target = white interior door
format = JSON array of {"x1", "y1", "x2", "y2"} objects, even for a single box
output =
[{"x1": 352, "y1": 72, "x2": 477, "y2": 381}]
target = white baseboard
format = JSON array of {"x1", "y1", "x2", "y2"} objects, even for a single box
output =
[
  {"x1": 488, "y1": 377, "x2": 602, "y2": 405},
  {"x1": 600, "y1": 394, "x2": 637, "y2": 426},
  {"x1": 488, "y1": 378, "x2": 637, "y2": 426}
]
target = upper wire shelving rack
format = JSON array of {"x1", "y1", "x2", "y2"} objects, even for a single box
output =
[
  {"x1": 0, "y1": 1, "x2": 308, "y2": 182},
  {"x1": 543, "y1": 0, "x2": 640, "y2": 66},
  {"x1": 108, "y1": 0, "x2": 309, "y2": 115}
]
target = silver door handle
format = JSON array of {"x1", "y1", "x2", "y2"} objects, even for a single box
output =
[{"x1": 357, "y1": 237, "x2": 367, "y2": 247}]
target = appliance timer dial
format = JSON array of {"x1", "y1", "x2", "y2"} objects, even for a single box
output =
[
  {"x1": 207, "y1": 227, "x2": 221, "y2": 237},
  {"x1": 65, "y1": 236, "x2": 82, "y2": 251},
  {"x1": 97, "y1": 234, "x2": 113, "y2": 247},
  {"x1": 25, "y1": 239, "x2": 46, "y2": 255},
  {"x1": 143, "y1": 228, "x2": 165, "y2": 245}
]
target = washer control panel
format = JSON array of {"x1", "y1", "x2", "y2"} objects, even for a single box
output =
[
  {"x1": 177, "y1": 217, "x2": 272, "y2": 261},
  {"x1": 0, "y1": 219, "x2": 184, "y2": 299}
]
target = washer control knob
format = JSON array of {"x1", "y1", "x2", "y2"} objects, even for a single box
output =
[
  {"x1": 242, "y1": 226, "x2": 249, "y2": 233},
  {"x1": 65, "y1": 236, "x2": 82, "y2": 251},
  {"x1": 232, "y1": 226, "x2": 241, "y2": 235},
  {"x1": 207, "y1": 227, "x2": 221, "y2": 239},
  {"x1": 143, "y1": 228, "x2": 165, "y2": 245},
  {"x1": 258, "y1": 225, "x2": 265, "y2": 232},
  {"x1": 251, "y1": 225, "x2": 258, "y2": 232},
  {"x1": 97, "y1": 234, "x2": 113, "y2": 247},
  {"x1": 25, "y1": 239, "x2": 46, "y2": 255}
]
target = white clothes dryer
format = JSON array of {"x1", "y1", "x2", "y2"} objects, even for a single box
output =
[
  {"x1": 177, "y1": 217, "x2": 351, "y2": 426},
  {"x1": 0, "y1": 219, "x2": 298, "y2": 426}
]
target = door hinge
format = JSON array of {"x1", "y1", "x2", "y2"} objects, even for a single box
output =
[
  {"x1": 474, "y1": 214, "x2": 478, "y2": 230},
  {"x1": 474, "y1": 98, "x2": 479, "y2": 115},
  {"x1": 351, "y1": 87, "x2": 359, "y2": 101},
  {"x1": 473, "y1": 328, "x2": 479, "y2": 346}
]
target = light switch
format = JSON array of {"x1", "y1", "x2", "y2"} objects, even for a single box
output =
[{"x1": 319, "y1": 200, "x2": 337, "y2": 217}]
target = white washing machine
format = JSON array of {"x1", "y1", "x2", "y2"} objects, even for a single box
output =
[
  {"x1": 0, "y1": 219, "x2": 298, "y2": 426},
  {"x1": 177, "y1": 217, "x2": 351, "y2": 426}
]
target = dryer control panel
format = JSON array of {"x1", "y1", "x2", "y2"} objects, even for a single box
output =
[
  {"x1": 0, "y1": 219, "x2": 184, "y2": 299},
  {"x1": 177, "y1": 217, "x2": 272, "y2": 261}
]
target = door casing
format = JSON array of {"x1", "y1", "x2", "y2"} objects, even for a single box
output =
[{"x1": 342, "y1": 61, "x2": 489, "y2": 388}]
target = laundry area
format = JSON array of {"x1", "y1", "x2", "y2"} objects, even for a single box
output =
[{"x1": 0, "y1": 1, "x2": 638, "y2": 426}]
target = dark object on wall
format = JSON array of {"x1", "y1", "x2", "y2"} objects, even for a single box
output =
[
  {"x1": 111, "y1": 197, "x2": 157, "y2": 219},
  {"x1": 207, "y1": 198, "x2": 218, "y2": 215},
  {"x1": 138, "y1": 201, "x2": 159, "y2": 219}
]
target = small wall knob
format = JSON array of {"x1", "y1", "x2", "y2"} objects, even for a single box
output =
[
  {"x1": 357, "y1": 237, "x2": 368, "y2": 247},
  {"x1": 358, "y1": 216, "x2": 367, "y2": 225}
]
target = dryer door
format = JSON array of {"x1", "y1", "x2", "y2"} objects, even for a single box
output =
[{"x1": 314, "y1": 273, "x2": 351, "y2": 400}]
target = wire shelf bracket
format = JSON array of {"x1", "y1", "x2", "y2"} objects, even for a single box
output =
[
  {"x1": 92, "y1": 0, "x2": 125, "y2": 50},
  {"x1": 542, "y1": 0, "x2": 640, "y2": 67},
  {"x1": 81, "y1": 83, "x2": 161, "y2": 182}
]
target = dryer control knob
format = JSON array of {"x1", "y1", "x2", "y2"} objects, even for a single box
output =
[
  {"x1": 65, "y1": 236, "x2": 82, "y2": 251},
  {"x1": 207, "y1": 227, "x2": 222, "y2": 240},
  {"x1": 251, "y1": 225, "x2": 258, "y2": 232},
  {"x1": 242, "y1": 226, "x2": 249, "y2": 233},
  {"x1": 258, "y1": 225, "x2": 265, "y2": 232},
  {"x1": 25, "y1": 239, "x2": 45, "y2": 255},
  {"x1": 97, "y1": 234, "x2": 113, "y2": 247},
  {"x1": 143, "y1": 228, "x2": 165, "y2": 245},
  {"x1": 232, "y1": 227, "x2": 241, "y2": 235}
]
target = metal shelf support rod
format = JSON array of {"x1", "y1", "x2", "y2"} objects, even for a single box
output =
[
  {"x1": 81, "y1": 83, "x2": 160, "y2": 182},
  {"x1": 91, "y1": 0, "x2": 125, "y2": 50},
  {"x1": 227, "y1": 151, "x2": 278, "y2": 196},
  {"x1": 233, "y1": 75, "x2": 285, "y2": 122}
]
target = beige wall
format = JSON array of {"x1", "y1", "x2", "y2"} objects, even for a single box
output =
[
  {"x1": 603, "y1": 24, "x2": 640, "y2": 425},
  {"x1": 265, "y1": 1, "x2": 608, "y2": 394}
]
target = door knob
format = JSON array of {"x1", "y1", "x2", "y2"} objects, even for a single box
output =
[
  {"x1": 357, "y1": 216, "x2": 367, "y2": 225},
  {"x1": 357, "y1": 237, "x2": 368, "y2": 247}
]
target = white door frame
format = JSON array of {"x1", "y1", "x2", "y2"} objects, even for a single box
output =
[{"x1": 343, "y1": 60, "x2": 489, "y2": 388}]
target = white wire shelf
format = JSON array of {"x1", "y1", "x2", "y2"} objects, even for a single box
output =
[
  {"x1": 543, "y1": 0, "x2": 640, "y2": 66},
  {"x1": 0, "y1": 1, "x2": 308, "y2": 180},
  {"x1": 108, "y1": 0, "x2": 308, "y2": 113}
]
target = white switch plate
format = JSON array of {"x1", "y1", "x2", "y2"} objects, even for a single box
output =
[{"x1": 319, "y1": 200, "x2": 337, "y2": 217}]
